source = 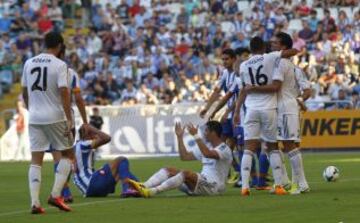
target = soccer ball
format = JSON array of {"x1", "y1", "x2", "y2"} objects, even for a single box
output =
[{"x1": 323, "y1": 166, "x2": 340, "y2": 182}]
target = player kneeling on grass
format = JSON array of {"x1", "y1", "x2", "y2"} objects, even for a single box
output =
[
  {"x1": 73, "y1": 125, "x2": 140, "y2": 198},
  {"x1": 128, "y1": 121, "x2": 232, "y2": 198}
]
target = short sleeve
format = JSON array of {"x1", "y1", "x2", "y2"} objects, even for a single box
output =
[
  {"x1": 295, "y1": 67, "x2": 311, "y2": 90},
  {"x1": 80, "y1": 140, "x2": 93, "y2": 151},
  {"x1": 21, "y1": 62, "x2": 28, "y2": 87},
  {"x1": 57, "y1": 62, "x2": 70, "y2": 88},
  {"x1": 272, "y1": 59, "x2": 286, "y2": 81},
  {"x1": 214, "y1": 143, "x2": 232, "y2": 161}
]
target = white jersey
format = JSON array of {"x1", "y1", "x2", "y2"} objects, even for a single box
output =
[
  {"x1": 216, "y1": 68, "x2": 237, "y2": 118},
  {"x1": 275, "y1": 59, "x2": 311, "y2": 114},
  {"x1": 240, "y1": 51, "x2": 282, "y2": 110},
  {"x1": 21, "y1": 53, "x2": 70, "y2": 124},
  {"x1": 192, "y1": 142, "x2": 232, "y2": 192},
  {"x1": 73, "y1": 140, "x2": 95, "y2": 195}
]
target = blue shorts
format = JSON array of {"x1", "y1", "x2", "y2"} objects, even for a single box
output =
[
  {"x1": 86, "y1": 164, "x2": 116, "y2": 197},
  {"x1": 222, "y1": 119, "x2": 234, "y2": 138},
  {"x1": 233, "y1": 125, "x2": 244, "y2": 146}
]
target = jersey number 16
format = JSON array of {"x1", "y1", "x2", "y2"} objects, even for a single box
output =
[
  {"x1": 248, "y1": 65, "x2": 268, "y2": 86},
  {"x1": 31, "y1": 67, "x2": 47, "y2": 92}
]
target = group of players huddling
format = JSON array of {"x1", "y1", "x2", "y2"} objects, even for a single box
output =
[{"x1": 22, "y1": 31, "x2": 311, "y2": 214}]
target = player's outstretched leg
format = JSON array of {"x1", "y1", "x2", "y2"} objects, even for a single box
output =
[{"x1": 112, "y1": 157, "x2": 140, "y2": 198}]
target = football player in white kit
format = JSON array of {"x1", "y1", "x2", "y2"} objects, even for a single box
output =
[
  {"x1": 47, "y1": 44, "x2": 89, "y2": 203},
  {"x1": 254, "y1": 32, "x2": 312, "y2": 194},
  {"x1": 233, "y1": 36, "x2": 298, "y2": 196},
  {"x1": 128, "y1": 121, "x2": 233, "y2": 197},
  {"x1": 22, "y1": 32, "x2": 74, "y2": 214}
]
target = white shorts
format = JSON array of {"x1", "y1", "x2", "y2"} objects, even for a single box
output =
[
  {"x1": 243, "y1": 109, "x2": 277, "y2": 143},
  {"x1": 179, "y1": 174, "x2": 222, "y2": 196},
  {"x1": 277, "y1": 113, "x2": 300, "y2": 141},
  {"x1": 29, "y1": 121, "x2": 74, "y2": 152}
]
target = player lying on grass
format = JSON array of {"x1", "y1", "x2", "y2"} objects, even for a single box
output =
[
  {"x1": 73, "y1": 124, "x2": 140, "y2": 198},
  {"x1": 128, "y1": 121, "x2": 232, "y2": 198}
]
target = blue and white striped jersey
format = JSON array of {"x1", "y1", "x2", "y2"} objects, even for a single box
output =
[
  {"x1": 216, "y1": 68, "x2": 237, "y2": 118},
  {"x1": 73, "y1": 140, "x2": 95, "y2": 195}
]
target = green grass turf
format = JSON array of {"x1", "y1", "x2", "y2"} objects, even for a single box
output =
[{"x1": 0, "y1": 153, "x2": 359, "y2": 223}]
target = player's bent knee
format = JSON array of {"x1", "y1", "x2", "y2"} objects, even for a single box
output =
[{"x1": 165, "y1": 167, "x2": 179, "y2": 176}]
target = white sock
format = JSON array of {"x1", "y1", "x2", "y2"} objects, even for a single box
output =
[
  {"x1": 29, "y1": 165, "x2": 42, "y2": 207},
  {"x1": 269, "y1": 150, "x2": 283, "y2": 186},
  {"x1": 288, "y1": 148, "x2": 308, "y2": 188},
  {"x1": 51, "y1": 158, "x2": 71, "y2": 197},
  {"x1": 152, "y1": 172, "x2": 185, "y2": 194},
  {"x1": 144, "y1": 168, "x2": 169, "y2": 188},
  {"x1": 241, "y1": 150, "x2": 253, "y2": 189},
  {"x1": 279, "y1": 150, "x2": 290, "y2": 185}
]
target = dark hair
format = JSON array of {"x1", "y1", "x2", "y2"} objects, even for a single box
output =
[
  {"x1": 58, "y1": 44, "x2": 66, "y2": 59},
  {"x1": 222, "y1": 48, "x2": 236, "y2": 58},
  {"x1": 44, "y1": 32, "x2": 64, "y2": 49},
  {"x1": 275, "y1": 32, "x2": 293, "y2": 49},
  {"x1": 235, "y1": 47, "x2": 250, "y2": 56},
  {"x1": 250, "y1": 36, "x2": 265, "y2": 53},
  {"x1": 206, "y1": 121, "x2": 222, "y2": 137}
]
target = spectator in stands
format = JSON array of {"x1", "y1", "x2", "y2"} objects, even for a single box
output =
[
  {"x1": 48, "y1": 0, "x2": 63, "y2": 32},
  {"x1": 322, "y1": 9, "x2": 337, "y2": 34},
  {"x1": 299, "y1": 19, "x2": 314, "y2": 45},
  {"x1": 351, "y1": 91, "x2": 360, "y2": 109},
  {"x1": 336, "y1": 89, "x2": 351, "y2": 109},
  {"x1": 295, "y1": 0, "x2": 311, "y2": 17},
  {"x1": 90, "y1": 107, "x2": 104, "y2": 130}
]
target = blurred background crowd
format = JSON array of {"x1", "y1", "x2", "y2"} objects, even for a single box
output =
[{"x1": 1, "y1": 0, "x2": 360, "y2": 110}]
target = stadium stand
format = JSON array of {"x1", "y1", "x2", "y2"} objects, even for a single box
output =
[{"x1": 0, "y1": 0, "x2": 359, "y2": 109}]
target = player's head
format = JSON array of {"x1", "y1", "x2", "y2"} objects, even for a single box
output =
[
  {"x1": 222, "y1": 48, "x2": 236, "y2": 70},
  {"x1": 44, "y1": 32, "x2": 64, "y2": 57},
  {"x1": 272, "y1": 32, "x2": 293, "y2": 51},
  {"x1": 235, "y1": 47, "x2": 250, "y2": 62},
  {"x1": 250, "y1": 36, "x2": 266, "y2": 54},
  {"x1": 204, "y1": 121, "x2": 222, "y2": 141}
]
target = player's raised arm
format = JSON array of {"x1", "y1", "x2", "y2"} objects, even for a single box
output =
[
  {"x1": 81, "y1": 124, "x2": 111, "y2": 149},
  {"x1": 187, "y1": 123, "x2": 220, "y2": 160},
  {"x1": 175, "y1": 122, "x2": 196, "y2": 161}
]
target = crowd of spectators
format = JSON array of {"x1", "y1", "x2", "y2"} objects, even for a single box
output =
[{"x1": 1, "y1": 0, "x2": 360, "y2": 110}]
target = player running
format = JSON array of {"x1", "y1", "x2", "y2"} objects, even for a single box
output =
[
  {"x1": 250, "y1": 32, "x2": 312, "y2": 194},
  {"x1": 22, "y1": 32, "x2": 74, "y2": 214},
  {"x1": 128, "y1": 121, "x2": 232, "y2": 198},
  {"x1": 233, "y1": 36, "x2": 298, "y2": 196},
  {"x1": 199, "y1": 49, "x2": 239, "y2": 183},
  {"x1": 73, "y1": 124, "x2": 140, "y2": 198}
]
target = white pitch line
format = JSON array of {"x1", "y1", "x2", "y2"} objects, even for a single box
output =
[{"x1": 2, "y1": 178, "x2": 360, "y2": 218}]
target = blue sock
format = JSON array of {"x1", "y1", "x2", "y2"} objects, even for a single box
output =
[
  {"x1": 117, "y1": 158, "x2": 139, "y2": 193},
  {"x1": 238, "y1": 150, "x2": 244, "y2": 167},
  {"x1": 258, "y1": 153, "x2": 270, "y2": 186}
]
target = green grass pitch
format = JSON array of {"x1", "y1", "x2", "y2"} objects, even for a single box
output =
[{"x1": 0, "y1": 152, "x2": 359, "y2": 223}]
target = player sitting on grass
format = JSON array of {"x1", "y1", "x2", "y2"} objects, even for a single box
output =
[
  {"x1": 73, "y1": 125, "x2": 140, "y2": 198},
  {"x1": 128, "y1": 121, "x2": 232, "y2": 198}
]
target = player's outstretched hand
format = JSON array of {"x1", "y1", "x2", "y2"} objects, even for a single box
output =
[
  {"x1": 175, "y1": 122, "x2": 185, "y2": 137},
  {"x1": 186, "y1": 123, "x2": 198, "y2": 136},
  {"x1": 199, "y1": 109, "x2": 207, "y2": 118}
]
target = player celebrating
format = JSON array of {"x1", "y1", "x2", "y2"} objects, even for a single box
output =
[
  {"x1": 199, "y1": 49, "x2": 238, "y2": 182},
  {"x1": 73, "y1": 125, "x2": 140, "y2": 198},
  {"x1": 251, "y1": 32, "x2": 312, "y2": 194},
  {"x1": 233, "y1": 36, "x2": 298, "y2": 196},
  {"x1": 22, "y1": 32, "x2": 74, "y2": 214},
  {"x1": 128, "y1": 121, "x2": 232, "y2": 197}
]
